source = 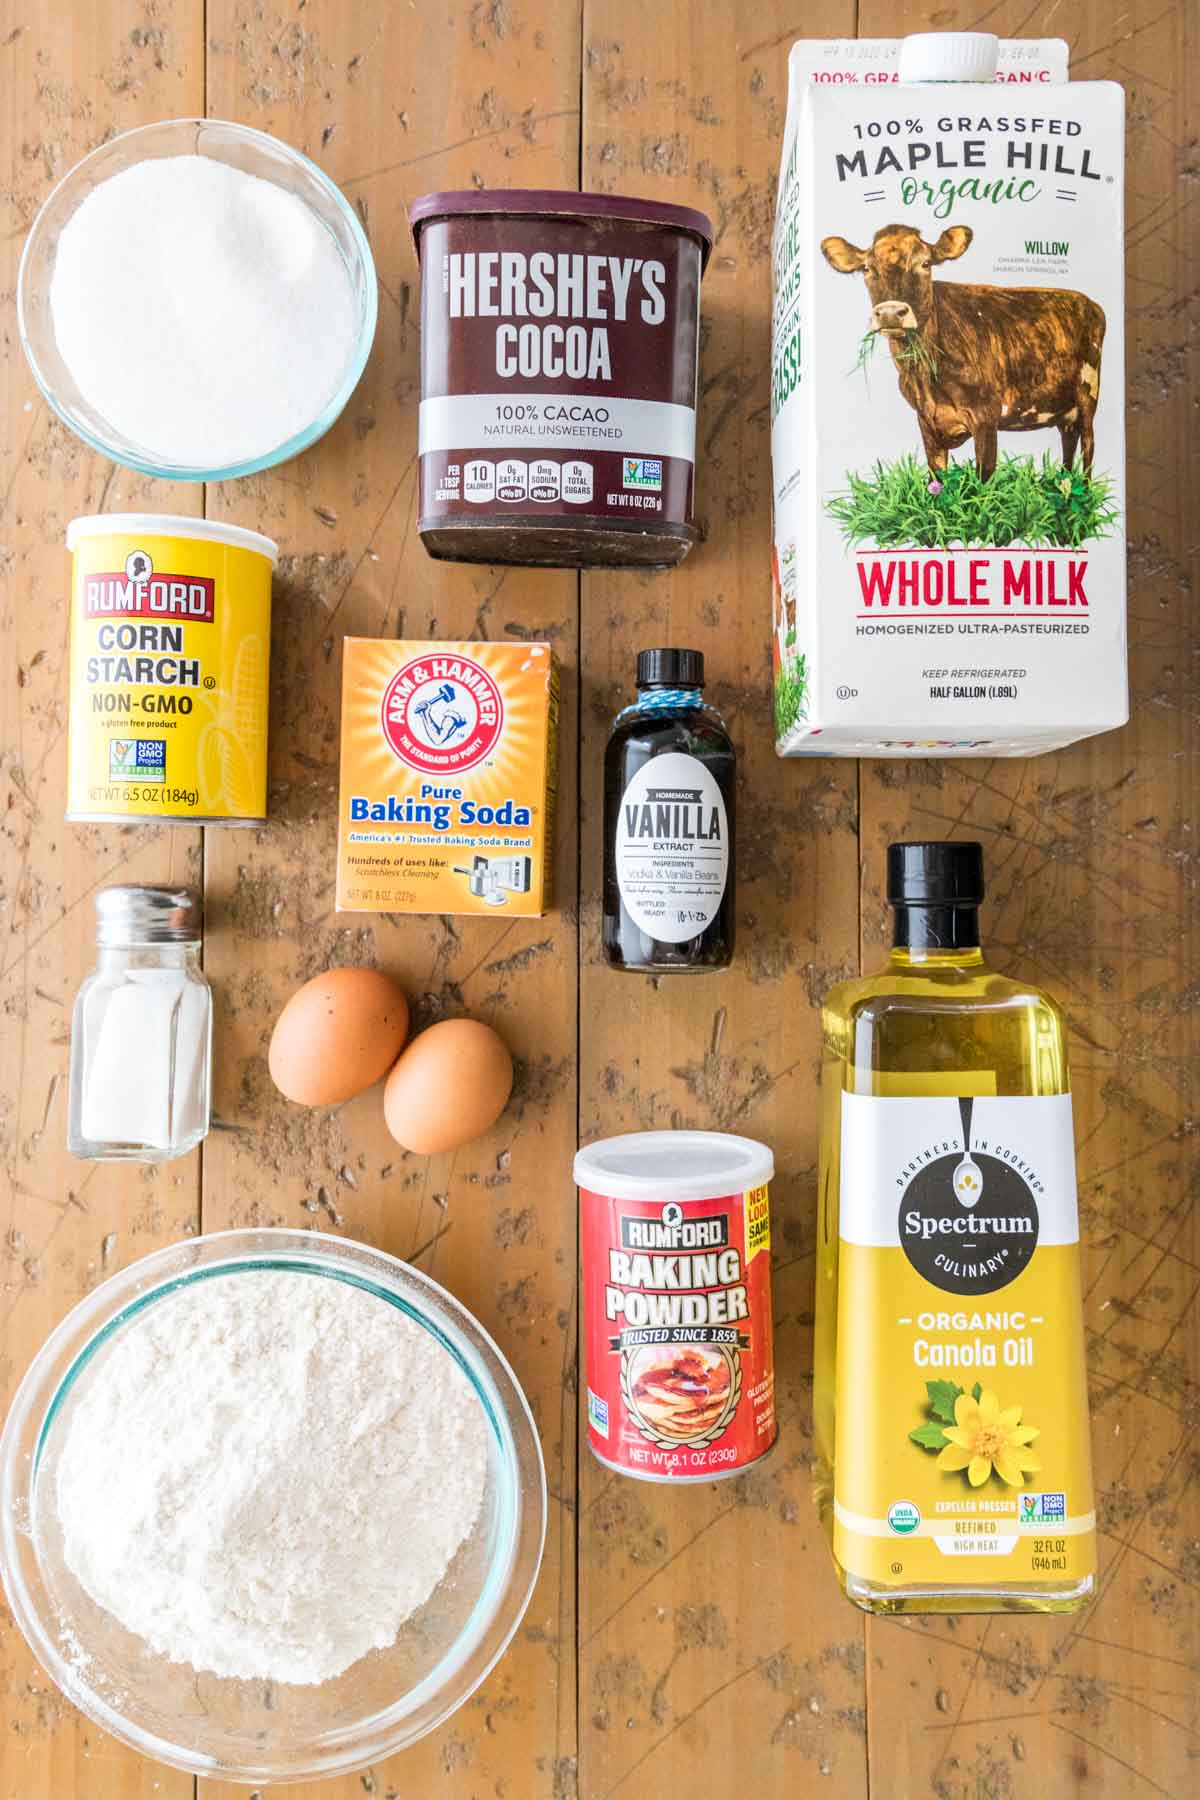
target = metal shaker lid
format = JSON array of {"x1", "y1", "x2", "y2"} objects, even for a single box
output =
[{"x1": 94, "y1": 885, "x2": 203, "y2": 946}]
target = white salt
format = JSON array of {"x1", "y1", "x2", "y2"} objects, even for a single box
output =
[
  {"x1": 50, "y1": 155, "x2": 359, "y2": 468},
  {"x1": 79, "y1": 969, "x2": 208, "y2": 1148}
]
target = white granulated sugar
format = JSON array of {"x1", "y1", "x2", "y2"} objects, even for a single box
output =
[
  {"x1": 55, "y1": 1270, "x2": 489, "y2": 1685},
  {"x1": 50, "y1": 155, "x2": 358, "y2": 467}
]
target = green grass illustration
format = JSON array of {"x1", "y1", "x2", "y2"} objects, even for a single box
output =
[
  {"x1": 827, "y1": 452, "x2": 1120, "y2": 550},
  {"x1": 851, "y1": 328, "x2": 939, "y2": 384},
  {"x1": 774, "y1": 643, "x2": 808, "y2": 740}
]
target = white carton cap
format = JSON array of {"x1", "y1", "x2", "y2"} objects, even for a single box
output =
[{"x1": 898, "y1": 32, "x2": 999, "y2": 83}]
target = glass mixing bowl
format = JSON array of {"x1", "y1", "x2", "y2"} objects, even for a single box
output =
[
  {"x1": 0, "y1": 1230, "x2": 546, "y2": 1785},
  {"x1": 17, "y1": 118, "x2": 377, "y2": 481}
]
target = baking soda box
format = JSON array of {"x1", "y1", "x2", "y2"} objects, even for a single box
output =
[
  {"x1": 771, "y1": 34, "x2": 1127, "y2": 756},
  {"x1": 337, "y1": 639, "x2": 558, "y2": 916}
]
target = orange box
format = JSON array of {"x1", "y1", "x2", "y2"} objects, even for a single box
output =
[{"x1": 336, "y1": 639, "x2": 558, "y2": 916}]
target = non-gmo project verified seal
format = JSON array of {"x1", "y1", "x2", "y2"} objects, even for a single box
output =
[
  {"x1": 623, "y1": 456, "x2": 663, "y2": 491},
  {"x1": 110, "y1": 739, "x2": 166, "y2": 782},
  {"x1": 1019, "y1": 1492, "x2": 1067, "y2": 1525},
  {"x1": 587, "y1": 1389, "x2": 610, "y2": 1440}
]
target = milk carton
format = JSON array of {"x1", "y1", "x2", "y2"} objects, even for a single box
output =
[{"x1": 771, "y1": 34, "x2": 1126, "y2": 756}]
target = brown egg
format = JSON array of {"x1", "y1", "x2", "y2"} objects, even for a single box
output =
[
  {"x1": 268, "y1": 968, "x2": 409, "y2": 1106},
  {"x1": 383, "y1": 1018, "x2": 513, "y2": 1154}
]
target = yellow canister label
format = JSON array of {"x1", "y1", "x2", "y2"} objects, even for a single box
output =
[
  {"x1": 834, "y1": 1092, "x2": 1096, "y2": 1590},
  {"x1": 66, "y1": 520, "x2": 274, "y2": 822}
]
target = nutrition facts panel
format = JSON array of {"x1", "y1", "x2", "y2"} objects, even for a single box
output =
[{"x1": 435, "y1": 456, "x2": 596, "y2": 504}]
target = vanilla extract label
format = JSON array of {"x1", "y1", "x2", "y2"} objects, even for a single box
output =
[
  {"x1": 622, "y1": 786, "x2": 724, "y2": 842},
  {"x1": 614, "y1": 751, "x2": 729, "y2": 946}
]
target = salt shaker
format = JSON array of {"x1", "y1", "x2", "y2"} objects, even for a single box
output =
[{"x1": 68, "y1": 886, "x2": 211, "y2": 1161}]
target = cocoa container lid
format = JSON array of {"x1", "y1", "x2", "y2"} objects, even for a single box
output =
[{"x1": 410, "y1": 189, "x2": 714, "y2": 268}]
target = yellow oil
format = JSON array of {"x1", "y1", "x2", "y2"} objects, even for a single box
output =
[{"x1": 814, "y1": 942, "x2": 1095, "y2": 1615}]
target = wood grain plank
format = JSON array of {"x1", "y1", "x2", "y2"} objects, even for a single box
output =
[
  {"x1": 0, "y1": 3, "x2": 204, "y2": 1797},
  {"x1": 1, "y1": 0, "x2": 1195, "y2": 1796},
  {"x1": 577, "y1": 6, "x2": 867, "y2": 1796},
  {"x1": 850, "y1": 3, "x2": 1200, "y2": 1797},
  {"x1": 198, "y1": 3, "x2": 582, "y2": 1797}
]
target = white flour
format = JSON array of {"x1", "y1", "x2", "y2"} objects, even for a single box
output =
[
  {"x1": 55, "y1": 1269, "x2": 489, "y2": 1685},
  {"x1": 50, "y1": 155, "x2": 358, "y2": 467}
]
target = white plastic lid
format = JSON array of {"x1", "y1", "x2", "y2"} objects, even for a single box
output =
[
  {"x1": 66, "y1": 513, "x2": 278, "y2": 566},
  {"x1": 898, "y1": 32, "x2": 999, "y2": 83},
  {"x1": 574, "y1": 1130, "x2": 773, "y2": 1203}
]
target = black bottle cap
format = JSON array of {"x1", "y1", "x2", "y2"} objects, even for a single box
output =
[
  {"x1": 887, "y1": 841, "x2": 985, "y2": 906},
  {"x1": 636, "y1": 648, "x2": 705, "y2": 689}
]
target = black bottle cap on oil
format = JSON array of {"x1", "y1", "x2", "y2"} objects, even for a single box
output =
[
  {"x1": 636, "y1": 648, "x2": 705, "y2": 689},
  {"x1": 887, "y1": 841, "x2": 984, "y2": 907}
]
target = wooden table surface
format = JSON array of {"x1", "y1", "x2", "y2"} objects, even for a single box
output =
[{"x1": 1, "y1": 1, "x2": 1196, "y2": 1795}]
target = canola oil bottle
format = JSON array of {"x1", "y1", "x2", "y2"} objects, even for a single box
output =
[{"x1": 814, "y1": 842, "x2": 1096, "y2": 1614}]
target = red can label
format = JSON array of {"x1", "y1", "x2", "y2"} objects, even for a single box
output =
[{"x1": 580, "y1": 1182, "x2": 777, "y2": 1481}]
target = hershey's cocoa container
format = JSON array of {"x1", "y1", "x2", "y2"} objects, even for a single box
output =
[
  {"x1": 575, "y1": 1131, "x2": 777, "y2": 1482},
  {"x1": 410, "y1": 190, "x2": 713, "y2": 569}
]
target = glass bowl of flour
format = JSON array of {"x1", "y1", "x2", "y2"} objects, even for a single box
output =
[
  {"x1": 17, "y1": 118, "x2": 377, "y2": 480},
  {"x1": 0, "y1": 1229, "x2": 546, "y2": 1784}
]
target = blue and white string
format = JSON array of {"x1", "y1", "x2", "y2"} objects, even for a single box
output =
[{"x1": 616, "y1": 687, "x2": 725, "y2": 726}]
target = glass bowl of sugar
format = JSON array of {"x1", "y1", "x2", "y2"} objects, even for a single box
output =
[
  {"x1": 0, "y1": 1229, "x2": 546, "y2": 1784},
  {"x1": 17, "y1": 118, "x2": 378, "y2": 481}
]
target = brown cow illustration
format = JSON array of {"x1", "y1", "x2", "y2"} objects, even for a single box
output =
[{"x1": 820, "y1": 223, "x2": 1105, "y2": 482}]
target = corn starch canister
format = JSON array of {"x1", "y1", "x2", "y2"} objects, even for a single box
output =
[
  {"x1": 66, "y1": 514, "x2": 277, "y2": 825},
  {"x1": 575, "y1": 1131, "x2": 777, "y2": 1482}
]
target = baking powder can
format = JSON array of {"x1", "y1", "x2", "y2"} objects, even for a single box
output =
[
  {"x1": 575, "y1": 1131, "x2": 777, "y2": 1482},
  {"x1": 65, "y1": 514, "x2": 277, "y2": 825}
]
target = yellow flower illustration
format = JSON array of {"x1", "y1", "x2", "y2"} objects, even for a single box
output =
[{"x1": 936, "y1": 1388, "x2": 1042, "y2": 1488}]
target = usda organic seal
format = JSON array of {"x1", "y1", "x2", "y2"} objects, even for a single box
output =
[{"x1": 887, "y1": 1499, "x2": 921, "y2": 1536}]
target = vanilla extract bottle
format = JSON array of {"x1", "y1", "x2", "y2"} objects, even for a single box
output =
[
  {"x1": 602, "y1": 649, "x2": 735, "y2": 972},
  {"x1": 814, "y1": 841, "x2": 1096, "y2": 1614}
]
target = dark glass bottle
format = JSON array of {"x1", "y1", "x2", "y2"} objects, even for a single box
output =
[{"x1": 602, "y1": 648, "x2": 735, "y2": 972}]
